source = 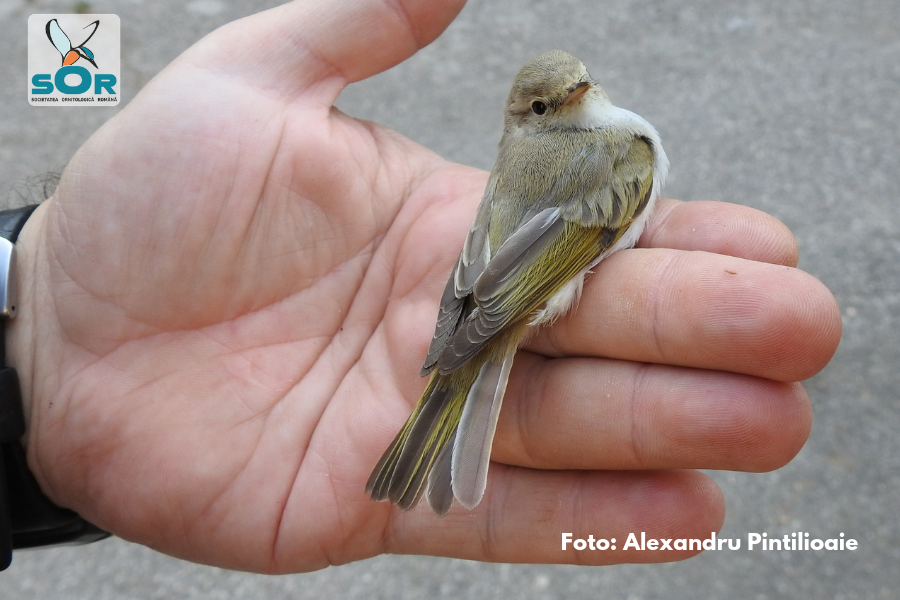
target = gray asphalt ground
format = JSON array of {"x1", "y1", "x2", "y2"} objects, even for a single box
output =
[{"x1": 1, "y1": 0, "x2": 899, "y2": 598}]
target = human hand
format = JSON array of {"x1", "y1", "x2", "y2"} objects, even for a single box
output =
[{"x1": 8, "y1": 0, "x2": 840, "y2": 572}]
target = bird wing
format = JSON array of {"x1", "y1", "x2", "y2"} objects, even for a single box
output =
[
  {"x1": 420, "y1": 177, "x2": 496, "y2": 375},
  {"x1": 45, "y1": 19, "x2": 72, "y2": 57},
  {"x1": 430, "y1": 134, "x2": 656, "y2": 374},
  {"x1": 73, "y1": 20, "x2": 100, "y2": 49}
]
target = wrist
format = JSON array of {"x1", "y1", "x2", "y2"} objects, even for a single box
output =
[
  {"x1": 4, "y1": 203, "x2": 43, "y2": 444},
  {"x1": 0, "y1": 201, "x2": 109, "y2": 570}
]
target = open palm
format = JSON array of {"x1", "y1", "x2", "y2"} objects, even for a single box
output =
[{"x1": 10, "y1": 0, "x2": 840, "y2": 573}]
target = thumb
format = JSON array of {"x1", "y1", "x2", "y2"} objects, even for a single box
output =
[{"x1": 181, "y1": 0, "x2": 467, "y2": 102}]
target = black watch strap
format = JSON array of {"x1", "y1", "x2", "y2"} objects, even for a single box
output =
[
  {"x1": 0, "y1": 205, "x2": 38, "y2": 243},
  {"x1": 0, "y1": 205, "x2": 109, "y2": 572}
]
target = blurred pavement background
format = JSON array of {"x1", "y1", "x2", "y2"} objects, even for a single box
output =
[{"x1": 1, "y1": 0, "x2": 898, "y2": 598}]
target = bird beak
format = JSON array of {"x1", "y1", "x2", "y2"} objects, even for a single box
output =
[{"x1": 563, "y1": 81, "x2": 591, "y2": 107}]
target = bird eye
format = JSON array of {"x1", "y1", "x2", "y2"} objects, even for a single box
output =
[{"x1": 531, "y1": 100, "x2": 547, "y2": 115}]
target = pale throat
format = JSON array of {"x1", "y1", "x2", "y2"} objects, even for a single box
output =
[{"x1": 557, "y1": 94, "x2": 618, "y2": 130}]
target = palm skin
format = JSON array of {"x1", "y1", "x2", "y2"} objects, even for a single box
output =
[{"x1": 7, "y1": 0, "x2": 840, "y2": 573}]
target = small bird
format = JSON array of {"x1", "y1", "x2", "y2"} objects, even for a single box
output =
[{"x1": 366, "y1": 50, "x2": 669, "y2": 515}]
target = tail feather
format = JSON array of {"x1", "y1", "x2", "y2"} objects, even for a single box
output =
[
  {"x1": 366, "y1": 374, "x2": 466, "y2": 510},
  {"x1": 451, "y1": 354, "x2": 515, "y2": 509},
  {"x1": 425, "y1": 430, "x2": 455, "y2": 516},
  {"x1": 367, "y1": 352, "x2": 514, "y2": 514},
  {"x1": 365, "y1": 378, "x2": 433, "y2": 501},
  {"x1": 389, "y1": 384, "x2": 459, "y2": 508}
]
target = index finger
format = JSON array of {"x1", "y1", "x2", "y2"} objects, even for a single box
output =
[
  {"x1": 529, "y1": 200, "x2": 841, "y2": 382},
  {"x1": 640, "y1": 198, "x2": 799, "y2": 266}
]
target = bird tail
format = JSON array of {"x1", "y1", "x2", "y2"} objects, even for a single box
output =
[{"x1": 366, "y1": 352, "x2": 515, "y2": 515}]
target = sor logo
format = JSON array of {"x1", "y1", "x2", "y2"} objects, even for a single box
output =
[{"x1": 28, "y1": 14, "x2": 121, "y2": 106}]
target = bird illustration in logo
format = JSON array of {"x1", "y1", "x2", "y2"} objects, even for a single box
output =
[{"x1": 45, "y1": 18, "x2": 99, "y2": 68}]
